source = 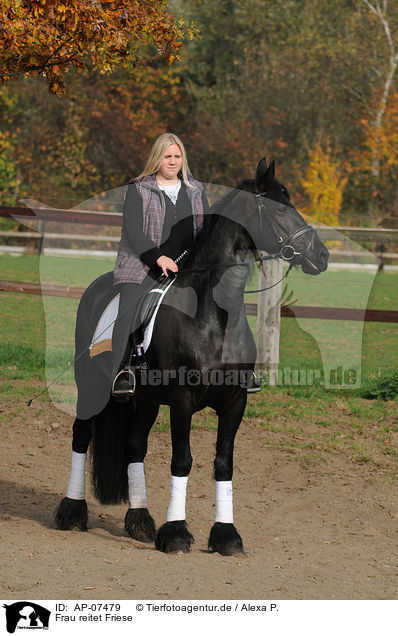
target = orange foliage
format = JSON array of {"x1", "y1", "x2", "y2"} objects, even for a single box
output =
[
  {"x1": 300, "y1": 143, "x2": 347, "y2": 225},
  {"x1": 361, "y1": 90, "x2": 398, "y2": 172},
  {"x1": 0, "y1": 0, "x2": 198, "y2": 94}
]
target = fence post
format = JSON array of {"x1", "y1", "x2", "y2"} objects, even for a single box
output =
[
  {"x1": 34, "y1": 220, "x2": 44, "y2": 255},
  {"x1": 255, "y1": 257, "x2": 283, "y2": 386}
]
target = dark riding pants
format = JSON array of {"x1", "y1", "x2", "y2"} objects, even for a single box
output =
[{"x1": 111, "y1": 276, "x2": 156, "y2": 378}]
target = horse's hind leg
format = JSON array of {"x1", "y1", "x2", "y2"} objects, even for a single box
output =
[
  {"x1": 208, "y1": 391, "x2": 247, "y2": 556},
  {"x1": 155, "y1": 393, "x2": 194, "y2": 553},
  {"x1": 124, "y1": 399, "x2": 159, "y2": 542},
  {"x1": 55, "y1": 417, "x2": 93, "y2": 531}
]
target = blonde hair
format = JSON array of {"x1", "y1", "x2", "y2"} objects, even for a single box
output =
[{"x1": 138, "y1": 132, "x2": 195, "y2": 188}]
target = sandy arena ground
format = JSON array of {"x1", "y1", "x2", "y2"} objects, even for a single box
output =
[{"x1": 1, "y1": 399, "x2": 397, "y2": 600}]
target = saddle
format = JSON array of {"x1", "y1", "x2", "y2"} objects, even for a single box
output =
[{"x1": 89, "y1": 276, "x2": 176, "y2": 359}]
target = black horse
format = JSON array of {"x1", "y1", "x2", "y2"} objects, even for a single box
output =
[{"x1": 55, "y1": 158, "x2": 329, "y2": 555}]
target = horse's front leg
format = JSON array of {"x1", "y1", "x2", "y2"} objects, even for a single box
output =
[
  {"x1": 124, "y1": 399, "x2": 159, "y2": 542},
  {"x1": 208, "y1": 390, "x2": 247, "y2": 556},
  {"x1": 155, "y1": 391, "x2": 194, "y2": 553},
  {"x1": 55, "y1": 417, "x2": 93, "y2": 531}
]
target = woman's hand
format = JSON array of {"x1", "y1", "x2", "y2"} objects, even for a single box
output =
[{"x1": 156, "y1": 255, "x2": 178, "y2": 277}]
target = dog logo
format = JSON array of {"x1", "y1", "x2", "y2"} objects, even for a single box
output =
[{"x1": 3, "y1": 602, "x2": 50, "y2": 633}]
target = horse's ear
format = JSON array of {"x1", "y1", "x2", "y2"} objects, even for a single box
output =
[
  {"x1": 255, "y1": 157, "x2": 268, "y2": 183},
  {"x1": 268, "y1": 159, "x2": 276, "y2": 177},
  {"x1": 256, "y1": 158, "x2": 276, "y2": 190}
]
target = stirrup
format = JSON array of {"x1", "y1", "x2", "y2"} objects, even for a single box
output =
[
  {"x1": 246, "y1": 372, "x2": 262, "y2": 393},
  {"x1": 111, "y1": 368, "x2": 136, "y2": 398}
]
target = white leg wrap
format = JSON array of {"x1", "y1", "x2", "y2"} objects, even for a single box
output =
[
  {"x1": 66, "y1": 451, "x2": 87, "y2": 500},
  {"x1": 215, "y1": 480, "x2": 234, "y2": 523},
  {"x1": 128, "y1": 462, "x2": 148, "y2": 508},
  {"x1": 166, "y1": 475, "x2": 188, "y2": 521}
]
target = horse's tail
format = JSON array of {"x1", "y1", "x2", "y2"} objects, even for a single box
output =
[{"x1": 91, "y1": 398, "x2": 131, "y2": 505}]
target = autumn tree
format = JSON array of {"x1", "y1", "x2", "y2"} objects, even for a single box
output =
[
  {"x1": 300, "y1": 143, "x2": 348, "y2": 225},
  {"x1": 3, "y1": 0, "x2": 398, "y2": 225},
  {"x1": 170, "y1": 0, "x2": 398, "y2": 223},
  {"x1": 0, "y1": 1, "x2": 197, "y2": 209},
  {"x1": 0, "y1": 45, "x2": 190, "y2": 210},
  {"x1": 0, "y1": 0, "x2": 197, "y2": 94},
  {"x1": 337, "y1": 1, "x2": 398, "y2": 222},
  {"x1": 170, "y1": 0, "x2": 373, "y2": 188},
  {"x1": 361, "y1": 0, "x2": 398, "y2": 181}
]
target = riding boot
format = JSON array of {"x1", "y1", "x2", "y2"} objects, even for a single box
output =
[
  {"x1": 111, "y1": 338, "x2": 136, "y2": 399},
  {"x1": 111, "y1": 332, "x2": 147, "y2": 399}
]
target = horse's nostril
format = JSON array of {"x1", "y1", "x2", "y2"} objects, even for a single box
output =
[{"x1": 320, "y1": 247, "x2": 329, "y2": 263}]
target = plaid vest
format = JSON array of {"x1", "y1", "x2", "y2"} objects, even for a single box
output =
[{"x1": 113, "y1": 173, "x2": 204, "y2": 285}]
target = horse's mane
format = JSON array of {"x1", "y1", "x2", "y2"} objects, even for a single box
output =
[
  {"x1": 183, "y1": 178, "x2": 257, "y2": 273},
  {"x1": 208, "y1": 178, "x2": 257, "y2": 218},
  {"x1": 237, "y1": 178, "x2": 257, "y2": 194}
]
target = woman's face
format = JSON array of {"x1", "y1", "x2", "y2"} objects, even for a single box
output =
[{"x1": 157, "y1": 143, "x2": 183, "y2": 181}]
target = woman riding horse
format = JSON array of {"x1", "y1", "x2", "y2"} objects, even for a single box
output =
[
  {"x1": 111, "y1": 132, "x2": 210, "y2": 397},
  {"x1": 55, "y1": 155, "x2": 329, "y2": 555}
]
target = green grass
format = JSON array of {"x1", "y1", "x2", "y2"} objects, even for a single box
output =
[
  {"x1": 0, "y1": 252, "x2": 114, "y2": 286},
  {"x1": 246, "y1": 263, "x2": 397, "y2": 310},
  {"x1": 0, "y1": 253, "x2": 397, "y2": 389}
]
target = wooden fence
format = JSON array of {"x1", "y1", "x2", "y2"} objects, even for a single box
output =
[
  {"x1": 1, "y1": 203, "x2": 398, "y2": 240},
  {"x1": 1, "y1": 278, "x2": 397, "y2": 324},
  {"x1": 1, "y1": 204, "x2": 397, "y2": 383}
]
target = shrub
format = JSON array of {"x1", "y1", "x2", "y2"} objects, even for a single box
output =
[{"x1": 361, "y1": 371, "x2": 398, "y2": 401}]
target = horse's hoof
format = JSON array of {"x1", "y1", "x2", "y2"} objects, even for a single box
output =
[
  {"x1": 208, "y1": 522, "x2": 245, "y2": 556},
  {"x1": 125, "y1": 508, "x2": 156, "y2": 543},
  {"x1": 55, "y1": 497, "x2": 88, "y2": 531},
  {"x1": 155, "y1": 520, "x2": 194, "y2": 554}
]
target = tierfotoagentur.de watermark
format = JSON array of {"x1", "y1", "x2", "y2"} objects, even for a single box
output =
[{"x1": 136, "y1": 365, "x2": 358, "y2": 389}]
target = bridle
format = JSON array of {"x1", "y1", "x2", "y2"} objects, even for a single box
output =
[
  {"x1": 165, "y1": 193, "x2": 319, "y2": 293},
  {"x1": 255, "y1": 192, "x2": 315, "y2": 264},
  {"x1": 235, "y1": 193, "x2": 317, "y2": 293}
]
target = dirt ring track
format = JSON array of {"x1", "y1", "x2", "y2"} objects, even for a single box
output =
[{"x1": 1, "y1": 399, "x2": 397, "y2": 600}]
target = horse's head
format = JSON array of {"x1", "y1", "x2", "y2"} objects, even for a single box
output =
[{"x1": 246, "y1": 158, "x2": 329, "y2": 274}]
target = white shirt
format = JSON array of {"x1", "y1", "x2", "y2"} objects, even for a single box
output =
[{"x1": 158, "y1": 179, "x2": 181, "y2": 205}]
